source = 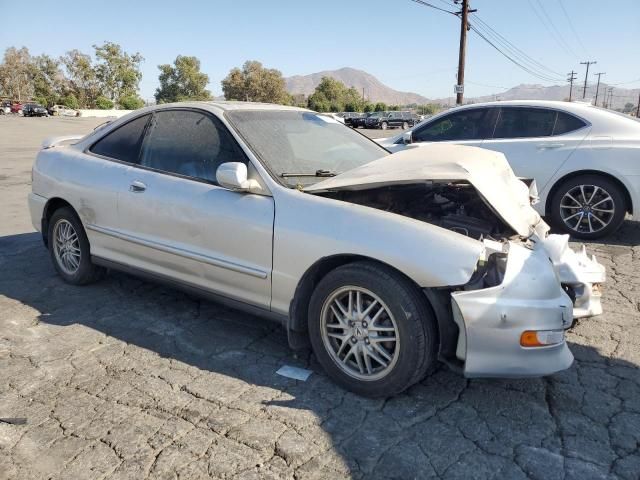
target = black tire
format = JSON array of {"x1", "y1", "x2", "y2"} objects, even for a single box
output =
[
  {"x1": 380, "y1": 121, "x2": 388, "y2": 130},
  {"x1": 308, "y1": 261, "x2": 437, "y2": 397},
  {"x1": 47, "y1": 207, "x2": 106, "y2": 285},
  {"x1": 402, "y1": 122, "x2": 409, "y2": 129},
  {"x1": 549, "y1": 174, "x2": 626, "y2": 240}
]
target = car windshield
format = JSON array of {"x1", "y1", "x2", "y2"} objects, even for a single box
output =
[{"x1": 227, "y1": 110, "x2": 388, "y2": 187}]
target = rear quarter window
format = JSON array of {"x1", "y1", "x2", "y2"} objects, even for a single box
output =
[
  {"x1": 553, "y1": 112, "x2": 587, "y2": 135},
  {"x1": 89, "y1": 114, "x2": 150, "y2": 163}
]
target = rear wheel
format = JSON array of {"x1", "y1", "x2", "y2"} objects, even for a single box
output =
[
  {"x1": 48, "y1": 207, "x2": 105, "y2": 285},
  {"x1": 550, "y1": 174, "x2": 626, "y2": 239},
  {"x1": 308, "y1": 261, "x2": 437, "y2": 397}
]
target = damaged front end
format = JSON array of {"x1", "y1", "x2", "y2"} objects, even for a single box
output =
[{"x1": 305, "y1": 144, "x2": 606, "y2": 377}]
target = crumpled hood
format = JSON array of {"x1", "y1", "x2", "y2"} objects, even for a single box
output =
[{"x1": 304, "y1": 143, "x2": 541, "y2": 237}]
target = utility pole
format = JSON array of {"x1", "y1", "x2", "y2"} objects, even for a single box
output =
[
  {"x1": 593, "y1": 72, "x2": 605, "y2": 106},
  {"x1": 567, "y1": 71, "x2": 577, "y2": 102},
  {"x1": 580, "y1": 61, "x2": 597, "y2": 99},
  {"x1": 636, "y1": 91, "x2": 640, "y2": 117},
  {"x1": 605, "y1": 87, "x2": 614, "y2": 109},
  {"x1": 454, "y1": 0, "x2": 477, "y2": 105}
]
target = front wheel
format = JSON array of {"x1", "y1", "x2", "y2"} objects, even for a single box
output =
[
  {"x1": 308, "y1": 261, "x2": 437, "y2": 397},
  {"x1": 402, "y1": 122, "x2": 409, "y2": 129},
  {"x1": 549, "y1": 174, "x2": 626, "y2": 239},
  {"x1": 380, "y1": 121, "x2": 388, "y2": 130}
]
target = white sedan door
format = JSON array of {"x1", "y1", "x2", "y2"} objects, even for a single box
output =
[
  {"x1": 479, "y1": 107, "x2": 591, "y2": 190},
  {"x1": 114, "y1": 109, "x2": 275, "y2": 309}
]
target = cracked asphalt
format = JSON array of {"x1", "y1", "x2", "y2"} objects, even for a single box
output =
[{"x1": 1, "y1": 116, "x2": 639, "y2": 479}]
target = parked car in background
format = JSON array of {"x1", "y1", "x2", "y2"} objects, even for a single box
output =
[
  {"x1": 364, "y1": 111, "x2": 390, "y2": 129},
  {"x1": 366, "y1": 111, "x2": 420, "y2": 130},
  {"x1": 23, "y1": 103, "x2": 49, "y2": 117},
  {"x1": 10, "y1": 102, "x2": 23, "y2": 115},
  {"x1": 30, "y1": 101, "x2": 604, "y2": 397},
  {"x1": 377, "y1": 100, "x2": 640, "y2": 239},
  {"x1": 0, "y1": 101, "x2": 10, "y2": 115},
  {"x1": 49, "y1": 104, "x2": 79, "y2": 117},
  {"x1": 351, "y1": 112, "x2": 374, "y2": 128},
  {"x1": 339, "y1": 112, "x2": 362, "y2": 127}
]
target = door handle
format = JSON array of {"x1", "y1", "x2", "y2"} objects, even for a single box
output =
[
  {"x1": 129, "y1": 180, "x2": 146, "y2": 193},
  {"x1": 537, "y1": 143, "x2": 564, "y2": 150}
]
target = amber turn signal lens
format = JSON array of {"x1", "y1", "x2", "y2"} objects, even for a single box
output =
[{"x1": 520, "y1": 329, "x2": 564, "y2": 347}]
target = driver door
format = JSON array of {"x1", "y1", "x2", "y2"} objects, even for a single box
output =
[{"x1": 115, "y1": 109, "x2": 275, "y2": 309}]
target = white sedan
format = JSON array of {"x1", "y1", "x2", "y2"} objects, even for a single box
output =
[
  {"x1": 29, "y1": 102, "x2": 604, "y2": 397},
  {"x1": 377, "y1": 100, "x2": 640, "y2": 239}
]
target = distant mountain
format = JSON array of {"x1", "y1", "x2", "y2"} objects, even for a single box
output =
[
  {"x1": 285, "y1": 67, "x2": 430, "y2": 105},
  {"x1": 434, "y1": 83, "x2": 639, "y2": 111},
  {"x1": 283, "y1": 66, "x2": 638, "y2": 110}
]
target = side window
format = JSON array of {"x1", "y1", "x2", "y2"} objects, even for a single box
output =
[
  {"x1": 90, "y1": 114, "x2": 150, "y2": 163},
  {"x1": 553, "y1": 111, "x2": 587, "y2": 135},
  {"x1": 413, "y1": 109, "x2": 491, "y2": 142},
  {"x1": 493, "y1": 108, "x2": 556, "y2": 139},
  {"x1": 140, "y1": 110, "x2": 245, "y2": 184}
]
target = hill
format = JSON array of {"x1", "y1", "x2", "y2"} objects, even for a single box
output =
[{"x1": 285, "y1": 67, "x2": 430, "y2": 105}]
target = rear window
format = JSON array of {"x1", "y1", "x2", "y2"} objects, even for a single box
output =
[
  {"x1": 493, "y1": 107, "x2": 556, "y2": 138},
  {"x1": 90, "y1": 114, "x2": 150, "y2": 163}
]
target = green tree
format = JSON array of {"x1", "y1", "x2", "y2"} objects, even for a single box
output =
[
  {"x1": 307, "y1": 77, "x2": 364, "y2": 112},
  {"x1": 374, "y1": 102, "x2": 387, "y2": 112},
  {"x1": 363, "y1": 102, "x2": 375, "y2": 112},
  {"x1": 93, "y1": 42, "x2": 143, "y2": 107},
  {"x1": 155, "y1": 55, "x2": 211, "y2": 103},
  {"x1": 221, "y1": 60, "x2": 291, "y2": 104},
  {"x1": 61, "y1": 49, "x2": 100, "y2": 108},
  {"x1": 30, "y1": 54, "x2": 66, "y2": 106},
  {"x1": 0, "y1": 47, "x2": 33, "y2": 101}
]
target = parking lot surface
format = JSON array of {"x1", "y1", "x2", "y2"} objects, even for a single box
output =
[{"x1": 1, "y1": 116, "x2": 639, "y2": 480}]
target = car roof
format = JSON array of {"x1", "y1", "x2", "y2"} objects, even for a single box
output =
[{"x1": 149, "y1": 100, "x2": 309, "y2": 113}]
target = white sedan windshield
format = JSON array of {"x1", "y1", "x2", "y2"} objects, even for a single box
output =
[{"x1": 227, "y1": 110, "x2": 388, "y2": 186}]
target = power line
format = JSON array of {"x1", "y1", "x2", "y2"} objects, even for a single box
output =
[
  {"x1": 468, "y1": 24, "x2": 565, "y2": 83},
  {"x1": 527, "y1": 0, "x2": 579, "y2": 59},
  {"x1": 557, "y1": 0, "x2": 589, "y2": 56},
  {"x1": 409, "y1": 0, "x2": 457, "y2": 15},
  {"x1": 470, "y1": 14, "x2": 564, "y2": 79}
]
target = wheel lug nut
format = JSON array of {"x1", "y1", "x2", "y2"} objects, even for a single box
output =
[
  {"x1": 362, "y1": 321, "x2": 368, "y2": 328},
  {"x1": 351, "y1": 336, "x2": 357, "y2": 343},
  {"x1": 365, "y1": 338, "x2": 370, "y2": 344}
]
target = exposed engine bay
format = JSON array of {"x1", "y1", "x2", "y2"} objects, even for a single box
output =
[{"x1": 316, "y1": 182, "x2": 516, "y2": 240}]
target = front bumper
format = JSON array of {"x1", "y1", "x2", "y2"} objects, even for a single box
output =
[
  {"x1": 451, "y1": 241, "x2": 574, "y2": 378},
  {"x1": 539, "y1": 234, "x2": 605, "y2": 319}
]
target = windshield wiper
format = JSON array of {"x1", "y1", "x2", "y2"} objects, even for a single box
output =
[{"x1": 280, "y1": 169, "x2": 337, "y2": 178}]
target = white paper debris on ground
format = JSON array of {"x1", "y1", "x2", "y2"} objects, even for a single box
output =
[{"x1": 276, "y1": 365, "x2": 313, "y2": 381}]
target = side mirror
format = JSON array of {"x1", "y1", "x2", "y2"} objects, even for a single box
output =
[
  {"x1": 216, "y1": 162, "x2": 262, "y2": 193},
  {"x1": 402, "y1": 131, "x2": 413, "y2": 145}
]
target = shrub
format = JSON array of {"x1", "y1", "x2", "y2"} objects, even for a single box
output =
[
  {"x1": 95, "y1": 96, "x2": 114, "y2": 109},
  {"x1": 61, "y1": 94, "x2": 79, "y2": 109},
  {"x1": 118, "y1": 95, "x2": 144, "y2": 110}
]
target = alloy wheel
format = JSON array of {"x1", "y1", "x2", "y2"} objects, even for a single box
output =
[
  {"x1": 559, "y1": 184, "x2": 615, "y2": 235},
  {"x1": 320, "y1": 286, "x2": 400, "y2": 381},
  {"x1": 53, "y1": 219, "x2": 81, "y2": 275}
]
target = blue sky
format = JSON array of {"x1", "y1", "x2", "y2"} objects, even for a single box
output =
[{"x1": 2, "y1": 0, "x2": 639, "y2": 101}]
